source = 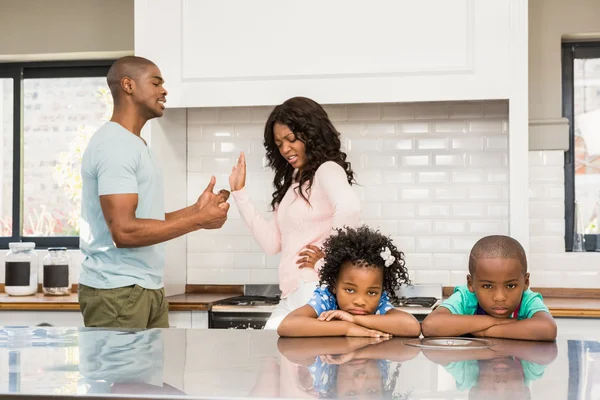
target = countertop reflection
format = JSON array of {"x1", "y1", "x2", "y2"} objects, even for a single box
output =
[{"x1": 0, "y1": 326, "x2": 597, "y2": 399}]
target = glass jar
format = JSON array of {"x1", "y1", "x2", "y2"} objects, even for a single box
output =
[
  {"x1": 5, "y1": 242, "x2": 38, "y2": 296},
  {"x1": 42, "y1": 247, "x2": 71, "y2": 296}
]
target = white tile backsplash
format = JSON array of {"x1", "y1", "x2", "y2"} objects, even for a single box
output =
[
  {"x1": 185, "y1": 101, "x2": 509, "y2": 286},
  {"x1": 528, "y1": 150, "x2": 599, "y2": 287},
  {"x1": 15, "y1": 101, "x2": 590, "y2": 289}
]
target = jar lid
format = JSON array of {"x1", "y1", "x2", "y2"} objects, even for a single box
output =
[
  {"x1": 48, "y1": 247, "x2": 68, "y2": 251},
  {"x1": 8, "y1": 242, "x2": 36, "y2": 250}
]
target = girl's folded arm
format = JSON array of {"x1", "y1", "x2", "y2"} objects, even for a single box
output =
[
  {"x1": 352, "y1": 309, "x2": 421, "y2": 337},
  {"x1": 277, "y1": 305, "x2": 352, "y2": 337}
]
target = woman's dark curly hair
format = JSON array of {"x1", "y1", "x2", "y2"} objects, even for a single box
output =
[
  {"x1": 318, "y1": 225, "x2": 411, "y2": 302},
  {"x1": 263, "y1": 96, "x2": 355, "y2": 210}
]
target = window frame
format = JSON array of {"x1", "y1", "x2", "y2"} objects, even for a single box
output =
[
  {"x1": 562, "y1": 42, "x2": 600, "y2": 251},
  {"x1": 0, "y1": 60, "x2": 114, "y2": 249}
]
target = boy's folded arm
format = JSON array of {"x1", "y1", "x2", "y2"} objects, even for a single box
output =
[
  {"x1": 421, "y1": 306, "x2": 504, "y2": 337},
  {"x1": 352, "y1": 309, "x2": 421, "y2": 337},
  {"x1": 277, "y1": 305, "x2": 353, "y2": 337},
  {"x1": 475, "y1": 311, "x2": 557, "y2": 341}
]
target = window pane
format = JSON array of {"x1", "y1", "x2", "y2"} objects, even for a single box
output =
[
  {"x1": 23, "y1": 77, "x2": 113, "y2": 236},
  {"x1": 574, "y1": 57, "x2": 600, "y2": 234},
  {"x1": 1, "y1": 79, "x2": 13, "y2": 236}
]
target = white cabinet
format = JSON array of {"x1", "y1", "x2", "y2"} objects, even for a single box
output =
[
  {"x1": 0, "y1": 311, "x2": 197, "y2": 329},
  {"x1": 555, "y1": 318, "x2": 600, "y2": 340},
  {"x1": 169, "y1": 311, "x2": 192, "y2": 329},
  {"x1": 135, "y1": 0, "x2": 515, "y2": 108},
  {"x1": 191, "y1": 311, "x2": 209, "y2": 329},
  {"x1": 3, "y1": 311, "x2": 84, "y2": 327}
]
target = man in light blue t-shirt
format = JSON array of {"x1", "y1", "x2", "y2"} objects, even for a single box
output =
[{"x1": 79, "y1": 56, "x2": 230, "y2": 328}]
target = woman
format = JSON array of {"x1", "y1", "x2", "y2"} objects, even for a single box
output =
[{"x1": 229, "y1": 96, "x2": 361, "y2": 330}]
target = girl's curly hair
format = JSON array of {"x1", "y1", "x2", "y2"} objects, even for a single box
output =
[
  {"x1": 318, "y1": 225, "x2": 411, "y2": 302},
  {"x1": 263, "y1": 96, "x2": 355, "y2": 210}
]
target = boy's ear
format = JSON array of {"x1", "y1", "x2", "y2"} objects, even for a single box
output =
[
  {"x1": 467, "y1": 274, "x2": 475, "y2": 292},
  {"x1": 524, "y1": 272, "x2": 530, "y2": 290}
]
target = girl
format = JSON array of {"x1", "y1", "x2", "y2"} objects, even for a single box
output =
[
  {"x1": 229, "y1": 97, "x2": 361, "y2": 330},
  {"x1": 277, "y1": 225, "x2": 421, "y2": 338}
]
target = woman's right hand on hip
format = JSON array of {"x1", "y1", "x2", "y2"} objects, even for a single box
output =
[{"x1": 229, "y1": 152, "x2": 246, "y2": 192}]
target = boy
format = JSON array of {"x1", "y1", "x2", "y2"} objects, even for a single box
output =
[{"x1": 421, "y1": 235, "x2": 557, "y2": 341}]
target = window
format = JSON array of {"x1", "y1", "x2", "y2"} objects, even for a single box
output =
[
  {"x1": 0, "y1": 61, "x2": 114, "y2": 249},
  {"x1": 1, "y1": 78, "x2": 14, "y2": 237},
  {"x1": 562, "y1": 43, "x2": 600, "y2": 251}
]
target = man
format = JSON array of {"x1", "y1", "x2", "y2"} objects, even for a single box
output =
[{"x1": 79, "y1": 56, "x2": 230, "y2": 328}]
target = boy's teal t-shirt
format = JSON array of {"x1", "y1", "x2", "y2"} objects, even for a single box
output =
[{"x1": 440, "y1": 285, "x2": 549, "y2": 320}]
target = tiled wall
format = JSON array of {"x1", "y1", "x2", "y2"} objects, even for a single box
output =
[
  {"x1": 528, "y1": 150, "x2": 599, "y2": 287},
  {"x1": 185, "y1": 101, "x2": 510, "y2": 286},
  {"x1": 1, "y1": 107, "x2": 597, "y2": 290}
]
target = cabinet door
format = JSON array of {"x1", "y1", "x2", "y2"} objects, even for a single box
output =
[
  {"x1": 135, "y1": 0, "x2": 512, "y2": 108},
  {"x1": 169, "y1": 311, "x2": 192, "y2": 329},
  {"x1": 555, "y1": 317, "x2": 600, "y2": 339},
  {"x1": 3, "y1": 311, "x2": 84, "y2": 327},
  {"x1": 191, "y1": 311, "x2": 208, "y2": 329}
]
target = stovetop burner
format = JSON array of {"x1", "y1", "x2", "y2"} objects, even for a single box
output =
[
  {"x1": 393, "y1": 296, "x2": 438, "y2": 308},
  {"x1": 213, "y1": 295, "x2": 281, "y2": 307}
]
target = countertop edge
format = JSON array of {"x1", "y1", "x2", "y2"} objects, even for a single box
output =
[{"x1": 1, "y1": 294, "x2": 600, "y2": 317}]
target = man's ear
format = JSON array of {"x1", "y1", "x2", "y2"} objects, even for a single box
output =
[{"x1": 121, "y1": 76, "x2": 134, "y2": 94}]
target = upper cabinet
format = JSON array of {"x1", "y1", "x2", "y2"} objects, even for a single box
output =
[{"x1": 135, "y1": 0, "x2": 511, "y2": 108}]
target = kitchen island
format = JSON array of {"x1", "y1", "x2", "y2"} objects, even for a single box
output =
[{"x1": 0, "y1": 326, "x2": 598, "y2": 399}]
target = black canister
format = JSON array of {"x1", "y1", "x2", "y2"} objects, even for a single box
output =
[{"x1": 42, "y1": 248, "x2": 71, "y2": 296}]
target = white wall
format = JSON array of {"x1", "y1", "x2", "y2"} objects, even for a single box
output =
[
  {"x1": 0, "y1": 0, "x2": 133, "y2": 57},
  {"x1": 529, "y1": 151, "x2": 600, "y2": 287},
  {"x1": 528, "y1": 0, "x2": 600, "y2": 150},
  {"x1": 525, "y1": 0, "x2": 600, "y2": 287},
  {"x1": 184, "y1": 101, "x2": 510, "y2": 287},
  {"x1": 529, "y1": 0, "x2": 600, "y2": 121}
]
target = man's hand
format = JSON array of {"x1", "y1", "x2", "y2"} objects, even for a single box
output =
[{"x1": 193, "y1": 176, "x2": 229, "y2": 229}]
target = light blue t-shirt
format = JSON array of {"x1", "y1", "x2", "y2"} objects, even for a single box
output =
[
  {"x1": 79, "y1": 122, "x2": 165, "y2": 289},
  {"x1": 440, "y1": 285, "x2": 549, "y2": 320},
  {"x1": 308, "y1": 286, "x2": 395, "y2": 317},
  {"x1": 78, "y1": 328, "x2": 164, "y2": 393}
]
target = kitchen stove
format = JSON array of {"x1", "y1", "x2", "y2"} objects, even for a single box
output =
[
  {"x1": 208, "y1": 283, "x2": 443, "y2": 329},
  {"x1": 209, "y1": 285, "x2": 281, "y2": 329},
  {"x1": 393, "y1": 296, "x2": 439, "y2": 308}
]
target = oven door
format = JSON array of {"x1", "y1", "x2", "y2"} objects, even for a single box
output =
[{"x1": 209, "y1": 311, "x2": 273, "y2": 329}]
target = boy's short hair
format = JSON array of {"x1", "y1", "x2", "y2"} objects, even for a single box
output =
[{"x1": 468, "y1": 235, "x2": 527, "y2": 275}]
